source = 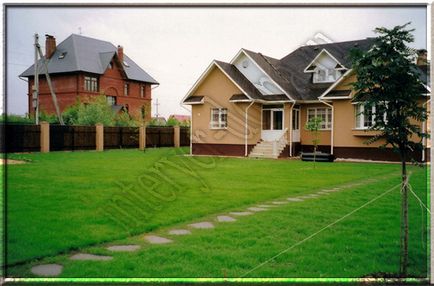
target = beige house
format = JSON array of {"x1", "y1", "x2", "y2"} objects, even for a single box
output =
[{"x1": 182, "y1": 39, "x2": 429, "y2": 161}]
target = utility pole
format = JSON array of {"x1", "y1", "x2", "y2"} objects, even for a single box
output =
[
  {"x1": 154, "y1": 98, "x2": 160, "y2": 118},
  {"x1": 33, "y1": 33, "x2": 39, "y2": 124},
  {"x1": 35, "y1": 34, "x2": 64, "y2": 125}
]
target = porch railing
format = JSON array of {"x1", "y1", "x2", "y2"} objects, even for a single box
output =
[{"x1": 273, "y1": 128, "x2": 288, "y2": 156}]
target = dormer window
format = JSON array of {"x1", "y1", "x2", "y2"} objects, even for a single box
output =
[{"x1": 313, "y1": 68, "x2": 339, "y2": 83}]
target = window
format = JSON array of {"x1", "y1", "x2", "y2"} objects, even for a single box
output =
[
  {"x1": 84, "y1": 76, "x2": 98, "y2": 92},
  {"x1": 307, "y1": 107, "x2": 332, "y2": 130},
  {"x1": 313, "y1": 68, "x2": 341, "y2": 83},
  {"x1": 292, "y1": 109, "x2": 300, "y2": 130},
  {"x1": 106, "y1": 96, "x2": 116, "y2": 106},
  {"x1": 354, "y1": 103, "x2": 387, "y2": 129},
  {"x1": 210, "y1": 108, "x2": 227, "y2": 129},
  {"x1": 124, "y1": 83, "x2": 129, "y2": 96},
  {"x1": 140, "y1": 85, "x2": 145, "y2": 98}
]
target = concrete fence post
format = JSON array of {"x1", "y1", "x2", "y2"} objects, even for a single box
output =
[
  {"x1": 40, "y1": 121, "x2": 50, "y2": 153},
  {"x1": 95, "y1": 123, "x2": 104, "y2": 151},
  {"x1": 139, "y1": 125, "x2": 146, "y2": 151},
  {"x1": 174, "y1": 125, "x2": 180, "y2": 148}
]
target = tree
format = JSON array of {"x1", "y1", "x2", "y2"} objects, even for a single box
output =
[
  {"x1": 166, "y1": 117, "x2": 180, "y2": 126},
  {"x1": 350, "y1": 23, "x2": 429, "y2": 276},
  {"x1": 305, "y1": 116, "x2": 323, "y2": 168}
]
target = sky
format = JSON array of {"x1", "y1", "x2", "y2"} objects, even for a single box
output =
[{"x1": 6, "y1": 5, "x2": 427, "y2": 118}]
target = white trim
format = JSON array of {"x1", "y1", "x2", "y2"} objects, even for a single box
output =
[
  {"x1": 303, "y1": 49, "x2": 347, "y2": 73},
  {"x1": 318, "y1": 69, "x2": 353, "y2": 100},
  {"x1": 180, "y1": 60, "x2": 253, "y2": 106},
  {"x1": 230, "y1": 49, "x2": 296, "y2": 102},
  {"x1": 319, "y1": 99, "x2": 334, "y2": 154},
  {"x1": 210, "y1": 107, "x2": 228, "y2": 129},
  {"x1": 183, "y1": 97, "x2": 205, "y2": 105},
  {"x1": 245, "y1": 101, "x2": 255, "y2": 156},
  {"x1": 229, "y1": 99, "x2": 252, "y2": 103}
]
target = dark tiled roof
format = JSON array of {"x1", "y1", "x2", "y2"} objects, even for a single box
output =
[
  {"x1": 214, "y1": 60, "x2": 264, "y2": 100},
  {"x1": 261, "y1": 94, "x2": 289, "y2": 101},
  {"x1": 183, "y1": 95, "x2": 204, "y2": 104},
  {"x1": 229, "y1": 94, "x2": 250, "y2": 101},
  {"x1": 246, "y1": 38, "x2": 375, "y2": 101},
  {"x1": 20, "y1": 34, "x2": 158, "y2": 84}
]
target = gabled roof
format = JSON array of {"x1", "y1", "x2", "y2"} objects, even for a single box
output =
[
  {"x1": 303, "y1": 48, "x2": 347, "y2": 73},
  {"x1": 20, "y1": 34, "x2": 159, "y2": 84}
]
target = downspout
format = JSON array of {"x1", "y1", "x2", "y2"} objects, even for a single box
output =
[
  {"x1": 422, "y1": 98, "x2": 431, "y2": 162},
  {"x1": 245, "y1": 101, "x2": 255, "y2": 156},
  {"x1": 289, "y1": 102, "x2": 294, "y2": 157},
  {"x1": 319, "y1": 99, "x2": 334, "y2": 155}
]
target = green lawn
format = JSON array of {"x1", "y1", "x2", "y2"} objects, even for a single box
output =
[{"x1": 5, "y1": 148, "x2": 429, "y2": 278}]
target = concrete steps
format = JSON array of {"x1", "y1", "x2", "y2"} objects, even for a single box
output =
[{"x1": 249, "y1": 140, "x2": 287, "y2": 159}]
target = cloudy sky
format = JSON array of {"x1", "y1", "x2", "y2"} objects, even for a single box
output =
[{"x1": 6, "y1": 5, "x2": 427, "y2": 118}]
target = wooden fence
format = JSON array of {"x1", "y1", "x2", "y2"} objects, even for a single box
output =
[{"x1": 2, "y1": 123, "x2": 190, "y2": 153}]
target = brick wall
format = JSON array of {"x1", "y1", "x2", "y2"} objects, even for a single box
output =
[{"x1": 27, "y1": 60, "x2": 152, "y2": 121}]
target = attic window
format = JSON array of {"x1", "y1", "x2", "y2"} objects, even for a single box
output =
[
  {"x1": 123, "y1": 61, "x2": 130, "y2": 67},
  {"x1": 58, "y1": 52, "x2": 67, "y2": 59}
]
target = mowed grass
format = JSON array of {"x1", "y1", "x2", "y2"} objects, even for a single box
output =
[{"x1": 5, "y1": 148, "x2": 429, "y2": 278}]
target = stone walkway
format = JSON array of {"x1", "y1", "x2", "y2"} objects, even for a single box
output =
[{"x1": 28, "y1": 175, "x2": 388, "y2": 277}]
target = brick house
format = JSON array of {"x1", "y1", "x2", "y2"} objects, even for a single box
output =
[{"x1": 20, "y1": 34, "x2": 159, "y2": 121}]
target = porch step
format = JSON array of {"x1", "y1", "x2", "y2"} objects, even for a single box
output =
[{"x1": 249, "y1": 139, "x2": 287, "y2": 159}]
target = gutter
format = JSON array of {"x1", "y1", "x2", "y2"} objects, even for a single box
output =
[
  {"x1": 319, "y1": 99, "x2": 334, "y2": 155},
  {"x1": 244, "y1": 101, "x2": 255, "y2": 157}
]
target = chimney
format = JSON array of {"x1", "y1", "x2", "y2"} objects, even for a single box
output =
[
  {"x1": 45, "y1": 34, "x2": 56, "y2": 59},
  {"x1": 416, "y1": 49, "x2": 427, "y2": 66},
  {"x1": 117, "y1": 45, "x2": 124, "y2": 63}
]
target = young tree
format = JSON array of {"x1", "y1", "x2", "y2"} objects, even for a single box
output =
[
  {"x1": 351, "y1": 23, "x2": 429, "y2": 276},
  {"x1": 305, "y1": 116, "x2": 323, "y2": 167}
]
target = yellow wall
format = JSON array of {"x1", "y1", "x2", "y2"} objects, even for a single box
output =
[{"x1": 191, "y1": 66, "x2": 262, "y2": 145}]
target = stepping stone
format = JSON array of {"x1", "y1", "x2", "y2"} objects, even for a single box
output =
[
  {"x1": 31, "y1": 264, "x2": 63, "y2": 277},
  {"x1": 230, "y1": 211, "x2": 253, "y2": 216},
  {"x1": 188, "y1": 222, "x2": 215, "y2": 229},
  {"x1": 257, "y1": 204, "x2": 276, "y2": 208},
  {"x1": 106, "y1": 244, "x2": 140, "y2": 252},
  {"x1": 307, "y1": 194, "x2": 319, "y2": 198},
  {"x1": 168, "y1": 229, "x2": 191, "y2": 235},
  {"x1": 298, "y1": 196, "x2": 311, "y2": 199},
  {"x1": 287, "y1": 197, "x2": 303, "y2": 202},
  {"x1": 272, "y1": 201, "x2": 288, "y2": 205},
  {"x1": 247, "y1": 207, "x2": 267, "y2": 212},
  {"x1": 144, "y1": 235, "x2": 173, "y2": 244},
  {"x1": 70, "y1": 253, "x2": 113, "y2": 261},
  {"x1": 217, "y1": 215, "x2": 236, "y2": 222}
]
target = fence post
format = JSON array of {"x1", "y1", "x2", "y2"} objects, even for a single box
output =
[
  {"x1": 174, "y1": 126, "x2": 180, "y2": 148},
  {"x1": 96, "y1": 123, "x2": 104, "y2": 151},
  {"x1": 139, "y1": 125, "x2": 146, "y2": 151},
  {"x1": 40, "y1": 121, "x2": 50, "y2": 153}
]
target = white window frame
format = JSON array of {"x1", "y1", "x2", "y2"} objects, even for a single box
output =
[
  {"x1": 84, "y1": 76, "x2": 98, "y2": 92},
  {"x1": 210, "y1": 108, "x2": 228, "y2": 129},
  {"x1": 306, "y1": 107, "x2": 332, "y2": 130},
  {"x1": 354, "y1": 103, "x2": 387, "y2": 130},
  {"x1": 140, "y1": 85, "x2": 145, "y2": 98},
  {"x1": 106, "y1": 96, "x2": 116, "y2": 106},
  {"x1": 313, "y1": 68, "x2": 341, "y2": 83},
  {"x1": 124, "y1": 83, "x2": 129, "y2": 96}
]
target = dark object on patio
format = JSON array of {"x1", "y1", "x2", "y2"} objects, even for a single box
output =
[{"x1": 301, "y1": 152, "x2": 335, "y2": 162}]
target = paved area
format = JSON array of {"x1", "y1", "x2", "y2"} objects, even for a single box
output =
[
  {"x1": 247, "y1": 207, "x2": 267, "y2": 212},
  {"x1": 287, "y1": 197, "x2": 304, "y2": 202},
  {"x1": 230, "y1": 211, "x2": 254, "y2": 216}
]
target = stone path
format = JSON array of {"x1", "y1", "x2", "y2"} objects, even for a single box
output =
[
  {"x1": 29, "y1": 175, "x2": 388, "y2": 277},
  {"x1": 247, "y1": 207, "x2": 267, "y2": 212},
  {"x1": 144, "y1": 235, "x2": 173, "y2": 244},
  {"x1": 31, "y1": 264, "x2": 63, "y2": 276},
  {"x1": 70, "y1": 253, "x2": 113, "y2": 261},
  {"x1": 188, "y1": 222, "x2": 215, "y2": 229},
  {"x1": 168, "y1": 229, "x2": 191, "y2": 235},
  {"x1": 106, "y1": 245, "x2": 140, "y2": 252},
  {"x1": 216, "y1": 215, "x2": 236, "y2": 222},
  {"x1": 230, "y1": 211, "x2": 254, "y2": 216}
]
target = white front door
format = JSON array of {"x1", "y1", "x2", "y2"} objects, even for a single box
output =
[
  {"x1": 261, "y1": 105, "x2": 284, "y2": 141},
  {"x1": 292, "y1": 109, "x2": 300, "y2": 142}
]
